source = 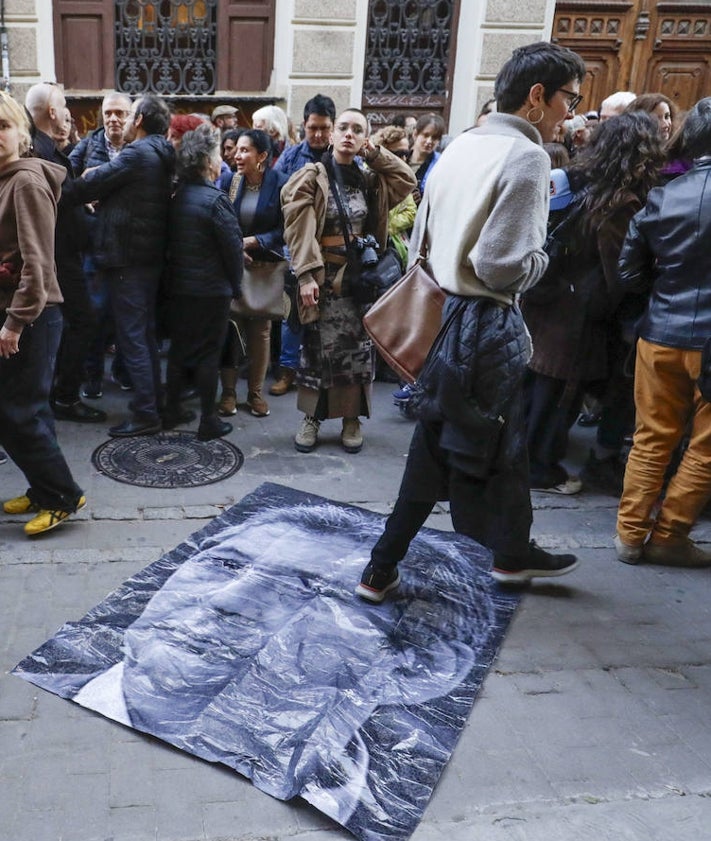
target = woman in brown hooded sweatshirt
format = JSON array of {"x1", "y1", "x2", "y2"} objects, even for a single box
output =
[{"x1": 0, "y1": 90, "x2": 85, "y2": 537}]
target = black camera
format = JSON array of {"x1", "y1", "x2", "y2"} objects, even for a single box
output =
[{"x1": 353, "y1": 234, "x2": 379, "y2": 266}]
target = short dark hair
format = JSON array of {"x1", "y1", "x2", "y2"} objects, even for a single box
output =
[
  {"x1": 494, "y1": 41, "x2": 586, "y2": 114},
  {"x1": 176, "y1": 124, "x2": 219, "y2": 182},
  {"x1": 135, "y1": 94, "x2": 171, "y2": 135},
  {"x1": 303, "y1": 94, "x2": 336, "y2": 123},
  {"x1": 414, "y1": 113, "x2": 446, "y2": 138},
  {"x1": 238, "y1": 128, "x2": 273, "y2": 163},
  {"x1": 680, "y1": 96, "x2": 711, "y2": 159}
]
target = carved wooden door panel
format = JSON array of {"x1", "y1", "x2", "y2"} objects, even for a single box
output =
[{"x1": 552, "y1": 1, "x2": 711, "y2": 113}]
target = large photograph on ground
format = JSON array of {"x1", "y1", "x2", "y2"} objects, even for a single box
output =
[{"x1": 13, "y1": 483, "x2": 519, "y2": 841}]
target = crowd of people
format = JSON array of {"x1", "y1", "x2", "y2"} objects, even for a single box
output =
[{"x1": 0, "y1": 46, "x2": 709, "y2": 593}]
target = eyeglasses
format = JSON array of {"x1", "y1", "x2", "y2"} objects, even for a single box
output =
[
  {"x1": 391, "y1": 149, "x2": 410, "y2": 160},
  {"x1": 558, "y1": 88, "x2": 583, "y2": 113}
]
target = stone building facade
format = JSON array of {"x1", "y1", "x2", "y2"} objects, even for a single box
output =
[{"x1": 3, "y1": 0, "x2": 556, "y2": 133}]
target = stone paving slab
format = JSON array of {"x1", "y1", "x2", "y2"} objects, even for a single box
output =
[{"x1": 1, "y1": 381, "x2": 710, "y2": 841}]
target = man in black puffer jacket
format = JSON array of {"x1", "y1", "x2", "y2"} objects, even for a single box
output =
[{"x1": 65, "y1": 94, "x2": 174, "y2": 437}]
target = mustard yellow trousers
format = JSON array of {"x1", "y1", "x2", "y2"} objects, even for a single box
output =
[{"x1": 617, "y1": 338, "x2": 711, "y2": 546}]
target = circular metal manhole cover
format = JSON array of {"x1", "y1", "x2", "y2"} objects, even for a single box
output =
[{"x1": 91, "y1": 431, "x2": 244, "y2": 488}]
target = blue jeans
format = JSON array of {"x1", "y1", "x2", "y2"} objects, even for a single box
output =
[
  {"x1": 278, "y1": 320, "x2": 301, "y2": 370},
  {"x1": 105, "y1": 265, "x2": 162, "y2": 421},
  {"x1": 0, "y1": 306, "x2": 83, "y2": 510}
]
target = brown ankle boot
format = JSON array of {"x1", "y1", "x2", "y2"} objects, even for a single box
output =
[
  {"x1": 247, "y1": 391, "x2": 270, "y2": 417},
  {"x1": 218, "y1": 368, "x2": 238, "y2": 416},
  {"x1": 269, "y1": 367, "x2": 296, "y2": 396}
]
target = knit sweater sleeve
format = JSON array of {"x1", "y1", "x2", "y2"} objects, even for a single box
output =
[{"x1": 471, "y1": 144, "x2": 549, "y2": 295}]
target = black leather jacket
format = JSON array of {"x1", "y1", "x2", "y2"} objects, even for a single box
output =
[
  {"x1": 64, "y1": 134, "x2": 174, "y2": 269},
  {"x1": 618, "y1": 158, "x2": 711, "y2": 350},
  {"x1": 168, "y1": 180, "x2": 243, "y2": 298}
]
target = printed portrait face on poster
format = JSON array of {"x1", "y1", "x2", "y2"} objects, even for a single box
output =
[{"x1": 14, "y1": 484, "x2": 519, "y2": 841}]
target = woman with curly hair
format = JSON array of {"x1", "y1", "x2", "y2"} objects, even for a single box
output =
[
  {"x1": 625, "y1": 92, "x2": 676, "y2": 142},
  {"x1": 522, "y1": 111, "x2": 667, "y2": 494}
]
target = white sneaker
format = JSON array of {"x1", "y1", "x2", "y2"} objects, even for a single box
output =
[
  {"x1": 533, "y1": 475, "x2": 583, "y2": 495},
  {"x1": 295, "y1": 416, "x2": 320, "y2": 453},
  {"x1": 341, "y1": 418, "x2": 363, "y2": 453},
  {"x1": 614, "y1": 533, "x2": 642, "y2": 565}
]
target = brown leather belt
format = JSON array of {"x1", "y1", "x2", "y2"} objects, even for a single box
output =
[
  {"x1": 320, "y1": 235, "x2": 347, "y2": 247},
  {"x1": 322, "y1": 252, "x2": 348, "y2": 266}
]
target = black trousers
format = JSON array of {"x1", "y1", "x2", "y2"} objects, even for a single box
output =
[
  {"x1": 165, "y1": 295, "x2": 231, "y2": 418},
  {"x1": 524, "y1": 370, "x2": 584, "y2": 487},
  {"x1": 53, "y1": 259, "x2": 97, "y2": 404}
]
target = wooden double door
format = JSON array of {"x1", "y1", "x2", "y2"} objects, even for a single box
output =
[{"x1": 552, "y1": 1, "x2": 711, "y2": 114}]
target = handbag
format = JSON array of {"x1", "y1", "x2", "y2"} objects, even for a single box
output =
[
  {"x1": 362, "y1": 203, "x2": 444, "y2": 384},
  {"x1": 326, "y1": 160, "x2": 402, "y2": 305},
  {"x1": 232, "y1": 258, "x2": 287, "y2": 320},
  {"x1": 227, "y1": 172, "x2": 287, "y2": 319}
]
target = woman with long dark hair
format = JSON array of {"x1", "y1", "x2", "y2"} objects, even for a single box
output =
[
  {"x1": 281, "y1": 108, "x2": 415, "y2": 453},
  {"x1": 522, "y1": 111, "x2": 666, "y2": 494},
  {"x1": 408, "y1": 113, "x2": 445, "y2": 202},
  {"x1": 615, "y1": 97, "x2": 711, "y2": 567}
]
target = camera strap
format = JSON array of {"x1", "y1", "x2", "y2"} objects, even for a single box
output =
[{"x1": 324, "y1": 157, "x2": 358, "y2": 254}]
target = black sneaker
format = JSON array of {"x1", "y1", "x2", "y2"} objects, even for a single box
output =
[
  {"x1": 491, "y1": 541, "x2": 579, "y2": 584},
  {"x1": 0, "y1": 449, "x2": 7, "y2": 466},
  {"x1": 355, "y1": 562, "x2": 401, "y2": 603}
]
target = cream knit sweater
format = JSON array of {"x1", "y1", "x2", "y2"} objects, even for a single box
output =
[{"x1": 409, "y1": 113, "x2": 550, "y2": 306}]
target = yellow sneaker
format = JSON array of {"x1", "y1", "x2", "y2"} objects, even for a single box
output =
[
  {"x1": 3, "y1": 495, "x2": 39, "y2": 515},
  {"x1": 24, "y1": 496, "x2": 87, "y2": 536}
]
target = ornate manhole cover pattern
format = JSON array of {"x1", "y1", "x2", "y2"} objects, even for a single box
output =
[{"x1": 91, "y1": 431, "x2": 244, "y2": 488}]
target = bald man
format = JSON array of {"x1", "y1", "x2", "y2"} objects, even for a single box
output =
[{"x1": 25, "y1": 83, "x2": 105, "y2": 425}]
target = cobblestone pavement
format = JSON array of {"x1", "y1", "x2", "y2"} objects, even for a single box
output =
[{"x1": 2, "y1": 376, "x2": 710, "y2": 841}]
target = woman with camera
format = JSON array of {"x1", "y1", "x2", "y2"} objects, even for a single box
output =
[{"x1": 281, "y1": 108, "x2": 415, "y2": 453}]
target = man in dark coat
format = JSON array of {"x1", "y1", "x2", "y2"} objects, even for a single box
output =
[
  {"x1": 69, "y1": 92, "x2": 132, "y2": 400},
  {"x1": 25, "y1": 83, "x2": 104, "y2": 425},
  {"x1": 64, "y1": 94, "x2": 175, "y2": 437}
]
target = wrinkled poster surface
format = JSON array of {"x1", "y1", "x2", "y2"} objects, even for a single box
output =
[{"x1": 14, "y1": 483, "x2": 519, "y2": 841}]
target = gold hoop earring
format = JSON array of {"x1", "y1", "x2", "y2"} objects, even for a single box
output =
[
  {"x1": 526, "y1": 107, "x2": 544, "y2": 125},
  {"x1": 257, "y1": 161, "x2": 263, "y2": 173}
]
